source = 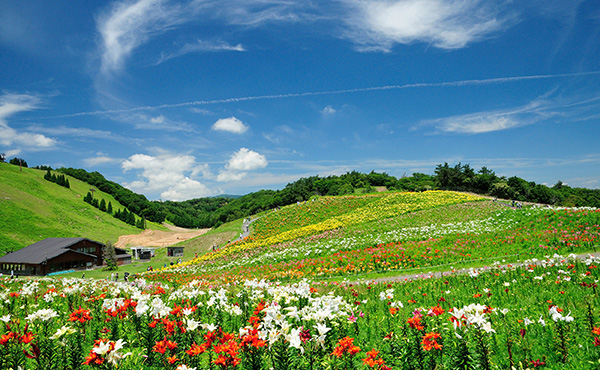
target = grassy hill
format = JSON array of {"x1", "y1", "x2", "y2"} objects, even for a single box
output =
[
  {"x1": 144, "y1": 190, "x2": 599, "y2": 285},
  {"x1": 0, "y1": 163, "x2": 161, "y2": 254},
  {"x1": 1, "y1": 176, "x2": 600, "y2": 369}
]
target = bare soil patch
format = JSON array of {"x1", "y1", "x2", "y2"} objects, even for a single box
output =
[{"x1": 114, "y1": 224, "x2": 210, "y2": 248}]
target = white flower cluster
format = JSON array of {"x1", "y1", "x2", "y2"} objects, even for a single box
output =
[
  {"x1": 25, "y1": 308, "x2": 59, "y2": 322},
  {"x1": 450, "y1": 303, "x2": 495, "y2": 333}
]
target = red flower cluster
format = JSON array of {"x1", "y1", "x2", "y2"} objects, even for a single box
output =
[
  {"x1": 331, "y1": 336, "x2": 361, "y2": 358},
  {"x1": 421, "y1": 332, "x2": 442, "y2": 351},
  {"x1": 153, "y1": 336, "x2": 178, "y2": 355},
  {"x1": 69, "y1": 306, "x2": 92, "y2": 323},
  {"x1": 185, "y1": 342, "x2": 208, "y2": 356},
  {"x1": 240, "y1": 328, "x2": 266, "y2": 350},
  {"x1": 428, "y1": 305, "x2": 445, "y2": 316},
  {"x1": 407, "y1": 316, "x2": 424, "y2": 331},
  {"x1": 0, "y1": 326, "x2": 34, "y2": 346},
  {"x1": 213, "y1": 335, "x2": 241, "y2": 369},
  {"x1": 105, "y1": 299, "x2": 137, "y2": 320},
  {"x1": 362, "y1": 349, "x2": 390, "y2": 369}
]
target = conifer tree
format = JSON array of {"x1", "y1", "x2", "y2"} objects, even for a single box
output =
[
  {"x1": 99, "y1": 198, "x2": 107, "y2": 212},
  {"x1": 128, "y1": 211, "x2": 135, "y2": 225},
  {"x1": 107, "y1": 201, "x2": 113, "y2": 214},
  {"x1": 103, "y1": 241, "x2": 118, "y2": 271}
]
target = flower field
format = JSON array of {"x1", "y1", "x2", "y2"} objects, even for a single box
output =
[
  {"x1": 3, "y1": 190, "x2": 600, "y2": 369},
  {"x1": 3, "y1": 254, "x2": 600, "y2": 369},
  {"x1": 152, "y1": 192, "x2": 599, "y2": 285}
]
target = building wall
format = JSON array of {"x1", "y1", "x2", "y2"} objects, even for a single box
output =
[
  {"x1": 46, "y1": 250, "x2": 96, "y2": 274},
  {"x1": 70, "y1": 239, "x2": 104, "y2": 266}
]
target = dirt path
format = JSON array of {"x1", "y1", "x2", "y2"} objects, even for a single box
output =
[
  {"x1": 114, "y1": 224, "x2": 210, "y2": 248},
  {"x1": 367, "y1": 251, "x2": 600, "y2": 284}
]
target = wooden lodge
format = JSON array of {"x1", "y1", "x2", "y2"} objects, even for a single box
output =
[{"x1": 0, "y1": 238, "x2": 131, "y2": 276}]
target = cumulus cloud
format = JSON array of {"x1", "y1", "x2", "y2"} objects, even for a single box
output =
[
  {"x1": 217, "y1": 148, "x2": 268, "y2": 182},
  {"x1": 121, "y1": 153, "x2": 212, "y2": 200},
  {"x1": 0, "y1": 92, "x2": 57, "y2": 149},
  {"x1": 343, "y1": 0, "x2": 510, "y2": 51},
  {"x1": 212, "y1": 116, "x2": 249, "y2": 134},
  {"x1": 216, "y1": 170, "x2": 247, "y2": 182},
  {"x1": 160, "y1": 177, "x2": 212, "y2": 201},
  {"x1": 226, "y1": 148, "x2": 267, "y2": 171}
]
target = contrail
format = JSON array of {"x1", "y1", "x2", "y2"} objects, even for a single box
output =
[{"x1": 27, "y1": 70, "x2": 600, "y2": 120}]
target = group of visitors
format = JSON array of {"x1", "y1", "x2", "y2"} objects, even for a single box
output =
[{"x1": 109, "y1": 271, "x2": 131, "y2": 281}]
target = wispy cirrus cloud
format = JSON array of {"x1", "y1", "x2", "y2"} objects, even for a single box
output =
[
  {"x1": 342, "y1": 0, "x2": 512, "y2": 51},
  {"x1": 419, "y1": 92, "x2": 572, "y2": 134},
  {"x1": 96, "y1": 0, "x2": 311, "y2": 75},
  {"x1": 0, "y1": 92, "x2": 56, "y2": 150},
  {"x1": 157, "y1": 40, "x2": 245, "y2": 64},
  {"x1": 83, "y1": 155, "x2": 121, "y2": 167},
  {"x1": 419, "y1": 88, "x2": 600, "y2": 135},
  {"x1": 96, "y1": 0, "x2": 188, "y2": 74}
]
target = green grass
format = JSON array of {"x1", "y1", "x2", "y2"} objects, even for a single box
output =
[{"x1": 0, "y1": 163, "x2": 164, "y2": 254}]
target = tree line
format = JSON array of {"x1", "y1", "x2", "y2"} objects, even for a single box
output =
[
  {"x1": 6, "y1": 159, "x2": 597, "y2": 230},
  {"x1": 57, "y1": 165, "x2": 599, "y2": 229},
  {"x1": 83, "y1": 191, "x2": 145, "y2": 229},
  {"x1": 43, "y1": 169, "x2": 70, "y2": 189},
  {"x1": 433, "y1": 162, "x2": 600, "y2": 207}
]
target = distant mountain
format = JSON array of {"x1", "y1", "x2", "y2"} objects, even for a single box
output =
[{"x1": 212, "y1": 194, "x2": 243, "y2": 199}]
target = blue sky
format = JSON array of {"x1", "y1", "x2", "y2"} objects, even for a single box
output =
[{"x1": 1, "y1": 0, "x2": 599, "y2": 201}]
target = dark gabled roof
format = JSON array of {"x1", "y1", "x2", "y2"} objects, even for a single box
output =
[{"x1": 0, "y1": 238, "x2": 103, "y2": 265}]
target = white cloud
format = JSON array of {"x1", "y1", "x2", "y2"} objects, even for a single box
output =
[
  {"x1": 216, "y1": 170, "x2": 247, "y2": 182},
  {"x1": 212, "y1": 116, "x2": 249, "y2": 134},
  {"x1": 217, "y1": 148, "x2": 268, "y2": 182},
  {"x1": 226, "y1": 148, "x2": 268, "y2": 171},
  {"x1": 160, "y1": 177, "x2": 212, "y2": 201},
  {"x1": 421, "y1": 93, "x2": 568, "y2": 134},
  {"x1": 121, "y1": 153, "x2": 212, "y2": 200},
  {"x1": 157, "y1": 40, "x2": 245, "y2": 64},
  {"x1": 97, "y1": 0, "x2": 187, "y2": 74},
  {"x1": 321, "y1": 105, "x2": 336, "y2": 114},
  {"x1": 343, "y1": 0, "x2": 509, "y2": 51},
  {"x1": 433, "y1": 115, "x2": 521, "y2": 134},
  {"x1": 83, "y1": 156, "x2": 119, "y2": 167},
  {"x1": 150, "y1": 115, "x2": 164, "y2": 124},
  {"x1": 117, "y1": 112, "x2": 196, "y2": 132},
  {"x1": 0, "y1": 93, "x2": 57, "y2": 149},
  {"x1": 96, "y1": 0, "x2": 310, "y2": 74}
]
